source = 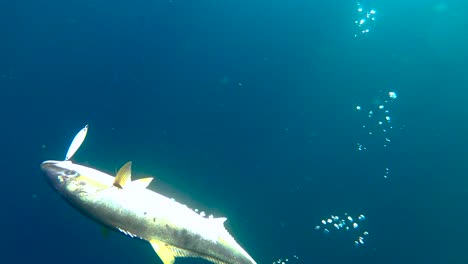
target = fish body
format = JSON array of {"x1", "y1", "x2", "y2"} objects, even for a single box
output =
[{"x1": 41, "y1": 127, "x2": 256, "y2": 264}]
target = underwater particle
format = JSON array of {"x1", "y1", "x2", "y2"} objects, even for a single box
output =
[
  {"x1": 324, "y1": 228, "x2": 330, "y2": 234},
  {"x1": 356, "y1": 105, "x2": 361, "y2": 110},
  {"x1": 388, "y1": 91, "x2": 397, "y2": 99},
  {"x1": 334, "y1": 223, "x2": 340, "y2": 229},
  {"x1": 353, "y1": 223, "x2": 359, "y2": 229},
  {"x1": 354, "y1": 240, "x2": 360, "y2": 246},
  {"x1": 378, "y1": 105, "x2": 384, "y2": 109},
  {"x1": 315, "y1": 225, "x2": 321, "y2": 230},
  {"x1": 359, "y1": 19, "x2": 366, "y2": 25},
  {"x1": 385, "y1": 116, "x2": 391, "y2": 121},
  {"x1": 358, "y1": 214, "x2": 366, "y2": 221},
  {"x1": 378, "y1": 121, "x2": 383, "y2": 125},
  {"x1": 321, "y1": 219, "x2": 327, "y2": 225},
  {"x1": 363, "y1": 231, "x2": 369, "y2": 235},
  {"x1": 200, "y1": 211, "x2": 206, "y2": 217},
  {"x1": 327, "y1": 218, "x2": 333, "y2": 224},
  {"x1": 370, "y1": 9, "x2": 376, "y2": 14},
  {"x1": 347, "y1": 216, "x2": 353, "y2": 222}
]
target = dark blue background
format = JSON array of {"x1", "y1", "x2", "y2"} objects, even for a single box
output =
[{"x1": 2, "y1": 0, "x2": 468, "y2": 263}]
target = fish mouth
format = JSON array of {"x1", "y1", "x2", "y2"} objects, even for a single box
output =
[{"x1": 41, "y1": 160, "x2": 62, "y2": 175}]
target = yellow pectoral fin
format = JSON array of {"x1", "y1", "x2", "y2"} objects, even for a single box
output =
[
  {"x1": 149, "y1": 239, "x2": 224, "y2": 264},
  {"x1": 114, "y1": 161, "x2": 132, "y2": 188},
  {"x1": 150, "y1": 240, "x2": 175, "y2": 264}
]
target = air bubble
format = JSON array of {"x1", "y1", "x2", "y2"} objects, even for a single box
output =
[{"x1": 315, "y1": 213, "x2": 371, "y2": 247}]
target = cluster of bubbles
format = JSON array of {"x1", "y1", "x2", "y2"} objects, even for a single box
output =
[
  {"x1": 355, "y1": 91, "x2": 398, "y2": 151},
  {"x1": 355, "y1": 91, "x2": 399, "y2": 179},
  {"x1": 353, "y1": 2, "x2": 377, "y2": 38},
  {"x1": 384, "y1": 167, "x2": 390, "y2": 179},
  {"x1": 314, "y1": 213, "x2": 370, "y2": 247},
  {"x1": 272, "y1": 255, "x2": 300, "y2": 264}
]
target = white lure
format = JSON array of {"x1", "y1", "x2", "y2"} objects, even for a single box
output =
[{"x1": 65, "y1": 125, "x2": 88, "y2": 160}]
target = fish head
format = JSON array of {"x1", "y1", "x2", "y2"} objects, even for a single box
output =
[
  {"x1": 41, "y1": 160, "x2": 81, "y2": 191},
  {"x1": 41, "y1": 160, "x2": 114, "y2": 195}
]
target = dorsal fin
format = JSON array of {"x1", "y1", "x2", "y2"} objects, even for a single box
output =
[
  {"x1": 129, "y1": 177, "x2": 154, "y2": 189},
  {"x1": 113, "y1": 161, "x2": 132, "y2": 188}
]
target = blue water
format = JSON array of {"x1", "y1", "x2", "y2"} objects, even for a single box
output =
[{"x1": 2, "y1": 0, "x2": 468, "y2": 263}]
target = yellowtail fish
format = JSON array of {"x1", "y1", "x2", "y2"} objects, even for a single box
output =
[{"x1": 41, "y1": 125, "x2": 256, "y2": 264}]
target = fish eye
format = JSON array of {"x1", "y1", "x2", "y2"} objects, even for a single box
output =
[{"x1": 63, "y1": 170, "x2": 78, "y2": 176}]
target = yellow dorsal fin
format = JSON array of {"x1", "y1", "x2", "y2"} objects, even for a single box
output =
[
  {"x1": 149, "y1": 240, "x2": 175, "y2": 264},
  {"x1": 113, "y1": 161, "x2": 132, "y2": 188},
  {"x1": 130, "y1": 177, "x2": 154, "y2": 189}
]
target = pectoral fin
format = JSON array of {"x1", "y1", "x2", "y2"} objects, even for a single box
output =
[
  {"x1": 149, "y1": 239, "x2": 225, "y2": 264},
  {"x1": 149, "y1": 240, "x2": 175, "y2": 264},
  {"x1": 113, "y1": 161, "x2": 132, "y2": 188}
]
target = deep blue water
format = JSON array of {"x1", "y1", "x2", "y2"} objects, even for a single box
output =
[{"x1": 2, "y1": 0, "x2": 468, "y2": 263}]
